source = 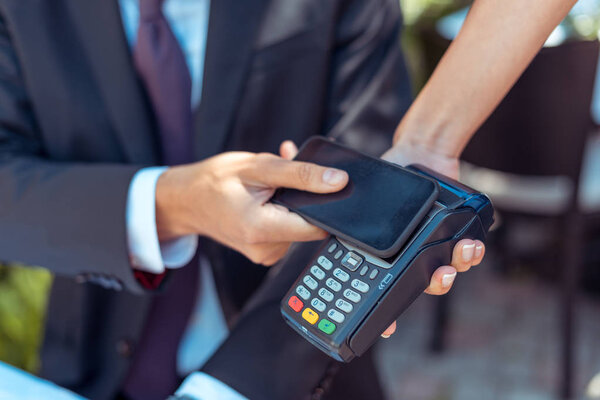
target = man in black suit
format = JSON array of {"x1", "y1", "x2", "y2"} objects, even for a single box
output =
[{"x1": 0, "y1": 0, "x2": 485, "y2": 399}]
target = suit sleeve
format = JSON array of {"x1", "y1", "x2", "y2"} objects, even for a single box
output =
[
  {"x1": 201, "y1": 241, "x2": 336, "y2": 400},
  {"x1": 324, "y1": 0, "x2": 412, "y2": 157},
  {"x1": 0, "y1": 13, "x2": 147, "y2": 294}
]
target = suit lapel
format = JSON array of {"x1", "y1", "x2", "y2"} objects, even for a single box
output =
[
  {"x1": 66, "y1": 0, "x2": 158, "y2": 165},
  {"x1": 193, "y1": 0, "x2": 270, "y2": 160}
]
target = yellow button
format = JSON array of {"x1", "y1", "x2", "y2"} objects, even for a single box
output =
[{"x1": 302, "y1": 308, "x2": 319, "y2": 325}]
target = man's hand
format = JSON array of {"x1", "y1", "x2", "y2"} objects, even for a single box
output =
[
  {"x1": 280, "y1": 140, "x2": 485, "y2": 338},
  {"x1": 155, "y1": 151, "x2": 348, "y2": 266}
]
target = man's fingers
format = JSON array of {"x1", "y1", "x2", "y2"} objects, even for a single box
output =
[
  {"x1": 424, "y1": 265, "x2": 457, "y2": 295},
  {"x1": 246, "y1": 154, "x2": 349, "y2": 193},
  {"x1": 260, "y1": 242, "x2": 292, "y2": 266},
  {"x1": 258, "y1": 203, "x2": 329, "y2": 243},
  {"x1": 241, "y1": 241, "x2": 292, "y2": 266},
  {"x1": 279, "y1": 140, "x2": 299, "y2": 160},
  {"x1": 381, "y1": 321, "x2": 396, "y2": 338}
]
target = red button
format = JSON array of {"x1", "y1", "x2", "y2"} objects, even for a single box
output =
[{"x1": 288, "y1": 296, "x2": 303, "y2": 312}]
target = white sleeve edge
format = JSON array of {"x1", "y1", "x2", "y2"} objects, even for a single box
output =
[
  {"x1": 176, "y1": 372, "x2": 249, "y2": 400},
  {"x1": 126, "y1": 167, "x2": 169, "y2": 274}
]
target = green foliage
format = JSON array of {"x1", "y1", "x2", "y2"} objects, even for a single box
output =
[
  {"x1": 564, "y1": 11, "x2": 600, "y2": 41},
  {"x1": 400, "y1": 0, "x2": 470, "y2": 26},
  {"x1": 0, "y1": 264, "x2": 52, "y2": 373},
  {"x1": 399, "y1": 0, "x2": 600, "y2": 90},
  {"x1": 400, "y1": 0, "x2": 472, "y2": 92}
]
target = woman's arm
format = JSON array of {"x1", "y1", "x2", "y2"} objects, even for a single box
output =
[
  {"x1": 392, "y1": 0, "x2": 578, "y2": 159},
  {"x1": 379, "y1": 0, "x2": 576, "y2": 336}
]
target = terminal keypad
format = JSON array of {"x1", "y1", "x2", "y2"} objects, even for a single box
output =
[{"x1": 286, "y1": 239, "x2": 387, "y2": 336}]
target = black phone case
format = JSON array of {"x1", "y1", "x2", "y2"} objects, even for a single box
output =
[{"x1": 272, "y1": 136, "x2": 440, "y2": 258}]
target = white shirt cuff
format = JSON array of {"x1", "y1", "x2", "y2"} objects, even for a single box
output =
[
  {"x1": 161, "y1": 234, "x2": 199, "y2": 269},
  {"x1": 126, "y1": 167, "x2": 198, "y2": 274},
  {"x1": 0, "y1": 362, "x2": 85, "y2": 400},
  {"x1": 176, "y1": 372, "x2": 248, "y2": 400}
]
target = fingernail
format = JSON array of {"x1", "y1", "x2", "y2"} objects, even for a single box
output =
[
  {"x1": 462, "y1": 243, "x2": 475, "y2": 262},
  {"x1": 381, "y1": 334, "x2": 391, "y2": 339},
  {"x1": 322, "y1": 169, "x2": 346, "y2": 185},
  {"x1": 442, "y1": 272, "x2": 457, "y2": 288},
  {"x1": 474, "y1": 245, "x2": 483, "y2": 259}
]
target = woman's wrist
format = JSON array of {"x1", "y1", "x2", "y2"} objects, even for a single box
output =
[
  {"x1": 382, "y1": 140, "x2": 460, "y2": 180},
  {"x1": 393, "y1": 110, "x2": 467, "y2": 160},
  {"x1": 387, "y1": 115, "x2": 462, "y2": 180}
]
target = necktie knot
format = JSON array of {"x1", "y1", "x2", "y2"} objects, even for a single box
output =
[{"x1": 139, "y1": 0, "x2": 165, "y2": 21}]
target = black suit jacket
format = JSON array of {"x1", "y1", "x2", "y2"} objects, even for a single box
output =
[{"x1": 0, "y1": 0, "x2": 411, "y2": 398}]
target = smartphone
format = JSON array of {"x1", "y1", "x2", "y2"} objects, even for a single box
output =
[{"x1": 271, "y1": 137, "x2": 440, "y2": 258}]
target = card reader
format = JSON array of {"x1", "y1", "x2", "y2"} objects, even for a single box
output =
[{"x1": 280, "y1": 165, "x2": 494, "y2": 362}]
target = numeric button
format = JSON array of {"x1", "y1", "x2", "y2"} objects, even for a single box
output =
[
  {"x1": 318, "y1": 288, "x2": 334, "y2": 302},
  {"x1": 318, "y1": 256, "x2": 333, "y2": 270},
  {"x1": 311, "y1": 298, "x2": 326, "y2": 312},
  {"x1": 296, "y1": 285, "x2": 311, "y2": 300},
  {"x1": 325, "y1": 278, "x2": 342, "y2": 292},
  {"x1": 303, "y1": 275, "x2": 318, "y2": 290},
  {"x1": 343, "y1": 289, "x2": 361, "y2": 303},
  {"x1": 310, "y1": 265, "x2": 325, "y2": 280},
  {"x1": 333, "y1": 268, "x2": 350, "y2": 282},
  {"x1": 327, "y1": 309, "x2": 345, "y2": 323},
  {"x1": 351, "y1": 279, "x2": 370, "y2": 293},
  {"x1": 335, "y1": 299, "x2": 353, "y2": 313}
]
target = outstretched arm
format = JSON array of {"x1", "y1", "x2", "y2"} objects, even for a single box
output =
[
  {"x1": 391, "y1": 0, "x2": 577, "y2": 163},
  {"x1": 381, "y1": 0, "x2": 577, "y2": 336}
]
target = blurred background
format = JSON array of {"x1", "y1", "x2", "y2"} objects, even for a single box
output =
[
  {"x1": 0, "y1": 0, "x2": 598, "y2": 399},
  {"x1": 377, "y1": 1, "x2": 600, "y2": 399}
]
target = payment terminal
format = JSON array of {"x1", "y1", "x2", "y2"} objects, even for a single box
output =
[{"x1": 273, "y1": 137, "x2": 494, "y2": 362}]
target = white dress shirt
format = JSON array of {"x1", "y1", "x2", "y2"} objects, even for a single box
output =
[{"x1": 119, "y1": 1, "x2": 241, "y2": 398}]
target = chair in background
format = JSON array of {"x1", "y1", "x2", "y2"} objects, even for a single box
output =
[{"x1": 430, "y1": 39, "x2": 600, "y2": 400}]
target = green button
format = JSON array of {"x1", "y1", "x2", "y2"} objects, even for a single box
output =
[{"x1": 318, "y1": 319, "x2": 336, "y2": 335}]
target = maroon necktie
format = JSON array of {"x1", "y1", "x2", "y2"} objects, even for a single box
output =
[
  {"x1": 133, "y1": 0, "x2": 193, "y2": 165},
  {"x1": 123, "y1": 1, "x2": 199, "y2": 398}
]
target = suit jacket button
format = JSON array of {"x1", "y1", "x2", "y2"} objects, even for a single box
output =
[
  {"x1": 116, "y1": 338, "x2": 134, "y2": 358},
  {"x1": 311, "y1": 387, "x2": 325, "y2": 400}
]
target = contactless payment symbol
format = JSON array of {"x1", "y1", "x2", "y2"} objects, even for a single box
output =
[{"x1": 378, "y1": 273, "x2": 394, "y2": 290}]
